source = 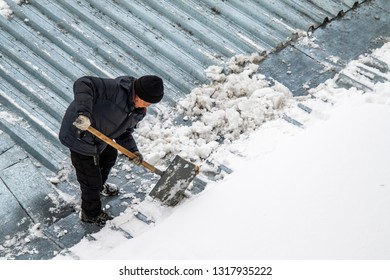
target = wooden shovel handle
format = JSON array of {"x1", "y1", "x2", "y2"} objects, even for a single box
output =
[{"x1": 86, "y1": 126, "x2": 163, "y2": 176}]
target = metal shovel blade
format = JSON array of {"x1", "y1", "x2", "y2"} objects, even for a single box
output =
[
  {"x1": 85, "y1": 127, "x2": 200, "y2": 207},
  {"x1": 149, "y1": 155, "x2": 198, "y2": 207}
]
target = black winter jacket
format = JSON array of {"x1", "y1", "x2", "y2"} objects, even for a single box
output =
[{"x1": 59, "y1": 76, "x2": 146, "y2": 156}]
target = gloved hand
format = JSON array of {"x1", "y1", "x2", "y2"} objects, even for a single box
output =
[
  {"x1": 130, "y1": 151, "x2": 143, "y2": 165},
  {"x1": 73, "y1": 115, "x2": 91, "y2": 131}
]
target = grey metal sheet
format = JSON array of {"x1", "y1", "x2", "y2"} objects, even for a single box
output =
[
  {"x1": 376, "y1": 0, "x2": 390, "y2": 11},
  {"x1": 1, "y1": 0, "x2": 383, "y2": 259},
  {"x1": 0, "y1": 132, "x2": 14, "y2": 154},
  {"x1": 0, "y1": 0, "x2": 366, "y2": 172},
  {"x1": 0, "y1": 173, "x2": 33, "y2": 244},
  {"x1": 0, "y1": 146, "x2": 27, "y2": 171},
  {"x1": 0, "y1": 159, "x2": 61, "y2": 224}
]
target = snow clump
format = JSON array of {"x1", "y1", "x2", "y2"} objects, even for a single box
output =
[{"x1": 136, "y1": 54, "x2": 294, "y2": 165}]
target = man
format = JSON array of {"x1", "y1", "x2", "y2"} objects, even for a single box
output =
[{"x1": 59, "y1": 75, "x2": 164, "y2": 226}]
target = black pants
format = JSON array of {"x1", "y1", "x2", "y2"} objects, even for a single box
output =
[{"x1": 70, "y1": 145, "x2": 118, "y2": 217}]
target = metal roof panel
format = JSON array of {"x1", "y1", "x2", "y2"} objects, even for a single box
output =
[{"x1": 0, "y1": 0, "x2": 366, "y2": 171}]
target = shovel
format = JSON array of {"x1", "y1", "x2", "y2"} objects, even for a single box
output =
[{"x1": 87, "y1": 126, "x2": 200, "y2": 206}]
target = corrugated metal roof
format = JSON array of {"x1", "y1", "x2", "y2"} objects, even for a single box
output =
[
  {"x1": 4, "y1": 0, "x2": 389, "y2": 259},
  {"x1": 0, "y1": 0, "x2": 366, "y2": 172}
]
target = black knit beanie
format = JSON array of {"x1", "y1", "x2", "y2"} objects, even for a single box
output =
[{"x1": 135, "y1": 75, "x2": 164, "y2": 103}]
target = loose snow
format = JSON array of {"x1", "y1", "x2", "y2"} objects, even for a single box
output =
[
  {"x1": 0, "y1": 0, "x2": 24, "y2": 18},
  {"x1": 0, "y1": 0, "x2": 12, "y2": 18},
  {"x1": 52, "y1": 41, "x2": 390, "y2": 260}
]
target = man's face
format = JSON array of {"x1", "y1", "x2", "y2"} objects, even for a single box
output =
[{"x1": 134, "y1": 95, "x2": 152, "y2": 108}]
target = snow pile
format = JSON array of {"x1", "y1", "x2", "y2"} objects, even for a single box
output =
[
  {"x1": 136, "y1": 54, "x2": 293, "y2": 166},
  {"x1": 54, "y1": 41, "x2": 390, "y2": 260},
  {"x1": 179, "y1": 54, "x2": 291, "y2": 142},
  {"x1": 0, "y1": 0, "x2": 26, "y2": 18},
  {"x1": 0, "y1": 0, "x2": 12, "y2": 18}
]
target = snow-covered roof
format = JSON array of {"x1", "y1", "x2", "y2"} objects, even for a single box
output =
[
  {"x1": 0, "y1": 0, "x2": 366, "y2": 172},
  {"x1": 3, "y1": 0, "x2": 386, "y2": 259}
]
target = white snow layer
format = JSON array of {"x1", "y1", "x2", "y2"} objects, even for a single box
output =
[
  {"x1": 54, "y1": 41, "x2": 390, "y2": 260},
  {"x1": 0, "y1": 0, "x2": 12, "y2": 18}
]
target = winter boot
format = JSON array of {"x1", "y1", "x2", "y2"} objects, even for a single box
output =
[{"x1": 81, "y1": 210, "x2": 113, "y2": 227}]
